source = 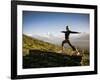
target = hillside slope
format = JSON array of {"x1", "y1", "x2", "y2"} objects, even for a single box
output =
[{"x1": 23, "y1": 34, "x2": 63, "y2": 55}]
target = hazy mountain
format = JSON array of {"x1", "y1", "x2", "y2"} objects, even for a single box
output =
[
  {"x1": 71, "y1": 33, "x2": 89, "y2": 49},
  {"x1": 28, "y1": 33, "x2": 62, "y2": 45},
  {"x1": 25, "y1": 32, "x2": 89, "y2": 49}
]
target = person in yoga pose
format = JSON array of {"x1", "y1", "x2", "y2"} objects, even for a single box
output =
[{"x1": 61, "y1": 26, "x2": 80, "y2": 55}]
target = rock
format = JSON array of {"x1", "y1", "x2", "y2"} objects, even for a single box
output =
[{"x1": 23, "y1": 49, "x2": 82, "y2": 69}]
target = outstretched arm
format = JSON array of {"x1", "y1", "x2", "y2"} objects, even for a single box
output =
[
  {"x1": 70, "y1": 31, "x2": 80, "y2": 34},
  {"x1": 61, "y1": 31, "x2": 67, "y2": 33}
]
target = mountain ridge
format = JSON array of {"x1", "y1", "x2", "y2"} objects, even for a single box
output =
[
  {"x1": 25, "y1": 33, "x2": 89, "y2": 49},
  {"x1": 23, "y1": 34, "x2": 63, "y2": 56}
]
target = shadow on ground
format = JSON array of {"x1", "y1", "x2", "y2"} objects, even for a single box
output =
[{"x1": 23, "y1": 49, "x2": 82, "y2": 69}]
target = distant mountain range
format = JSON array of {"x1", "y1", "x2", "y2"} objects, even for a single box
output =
[{"x1": 25, "y1": 32, "x2": 89, "y2": 49}]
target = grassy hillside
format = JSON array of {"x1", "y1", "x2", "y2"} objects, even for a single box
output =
[
  {"x1": 23, "y1": 34, "x2": 62, "y2": 55},
  {"x1": 23, "y1": 34, "x2": 89, "y2": 66}
]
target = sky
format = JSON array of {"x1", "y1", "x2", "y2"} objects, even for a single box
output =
[{"x1": 23, "y1": 11, "x2": 90, "y2": 37}]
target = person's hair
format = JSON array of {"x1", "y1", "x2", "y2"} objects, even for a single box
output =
[{"x1": 66, "y1": 26, "x2": 69, "y2": 30}]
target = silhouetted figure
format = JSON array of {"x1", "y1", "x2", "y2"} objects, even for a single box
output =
[{"x1": 61, "y1": 26, "x2": 80, "y2": 54}]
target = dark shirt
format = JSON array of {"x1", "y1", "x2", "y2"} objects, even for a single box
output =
[{"x1": 61, "y1": 30, "x2": 79, "y2": 39}]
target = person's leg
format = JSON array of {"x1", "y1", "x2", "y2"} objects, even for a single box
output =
[
  {"x1": 62, "y1": 40, "x2": 67, "y2": 52},
  {"x1": 67, "y1": 40, "x2": 80, "y2": 55},
  {"x1": 67, "y1": 40, "x2": 76, "y2": 51}
]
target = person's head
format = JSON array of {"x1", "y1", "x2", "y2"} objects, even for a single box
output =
[{"x1": 66, "y1": 26, "x2": 69, "y2": 31}]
